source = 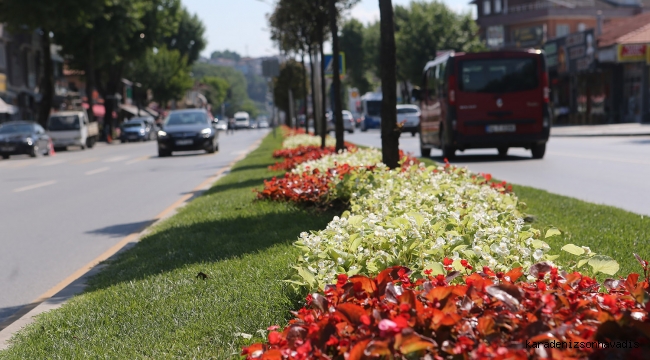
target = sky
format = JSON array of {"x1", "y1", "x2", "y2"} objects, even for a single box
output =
[{"x1": 182, "y1": 0, "x2": 474, "y2": 59}]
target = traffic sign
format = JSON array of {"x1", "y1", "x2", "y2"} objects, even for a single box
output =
[{"x1": 324, "y1": 53, "x2": 346, "y2": 78}]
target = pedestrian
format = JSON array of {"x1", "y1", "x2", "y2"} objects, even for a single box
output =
[{"x1": 227, "y1": 117, "x2": 235, "y2": 135}]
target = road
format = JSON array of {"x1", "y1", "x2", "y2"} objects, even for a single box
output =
[
  {"x1": 346, "y1": 129, "x2": 650, "y2": 216},
  {"x1": 0, "y1": 129, "x2": 269, "y2": 324}
]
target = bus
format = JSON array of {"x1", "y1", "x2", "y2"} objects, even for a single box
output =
[
  {"x1": 417, "y1": 49, "x2": 551, "y2": 159},
  {"x1": 359, "y1": 92, "x2": 382, "y2": 132}
]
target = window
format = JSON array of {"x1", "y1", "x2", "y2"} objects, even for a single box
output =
[
  {"x1": 577, "y1": 23, "x2": 586, "y2": 32},
  {"x1": 427, "y1": 67, "x2": 439, "y2": 99},
  {"x1": 459, "y1": 58, "x2": 538, "y2": 93},
  {"x1": 494, "y1": 0, "x2": 502, "y2": 13},
  {"x1": 556, "y1": 24, "x2": 570, "y2": 38},
  {"x1": 483, "y1": 0, "x2": 491, "y2": 15}
]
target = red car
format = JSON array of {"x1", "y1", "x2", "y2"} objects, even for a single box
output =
[{"x1": 417, "y1": 49, "x2": 551, "y2": 159}]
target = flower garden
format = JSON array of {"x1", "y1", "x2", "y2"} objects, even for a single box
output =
[{"x1": 247, "y1": 127, "x2": 650, "y2": 359}]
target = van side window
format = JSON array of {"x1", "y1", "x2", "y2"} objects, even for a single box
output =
[{"x1": 427, "y1": 67, "x2": 438, "y2": 99}]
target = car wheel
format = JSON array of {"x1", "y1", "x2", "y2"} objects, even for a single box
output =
[
  {"x1": 531, "y1": 143, "x2": 546, "y2": 159},
  {"x1": 497, "y1": 147, "x2": 509, "y2": 157},
  {"x1": 412, "y1": 132, "x2": 416, "y2": 137},
  {"x1": 420, "y1": 146, "x2": 431, "y2": 158},
  {"x1": 215, "y1": 142, "x2": 219, "y2": 152},
  {"x1": 207, "y1": 141, "x2": 216, "y2": 154},
  {"x1": 2, "y1": 154, "x2": 9, "y2": 160},
  {"x1": 80, "y1": 143, "x2": 86, "y2": 150},
  {"x1": 158, "y1": 149, "x2": 171, "y2": 157},
  {"x1": 361, "y1": 123, "x2": 367, "y2": 132},
  {"x1": 441, "y1": 129, "x2": 455, "y2": 159},
  {"x1": 30, "y1": 145, "x2": 40, "y2": 158},
  {"x1": 347, "y1": 129, "x2": 354, "y2": 134}
]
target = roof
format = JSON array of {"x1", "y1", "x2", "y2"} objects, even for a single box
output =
[{"x1": 598, "y1": 12, "x2": 650, "y2": 47}]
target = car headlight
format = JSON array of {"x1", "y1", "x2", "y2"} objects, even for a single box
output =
[
  {"x1": 24, "y1": 137, "x2": 33, "y2": 145},
  {"x1": 139, "y1": 129, "x2": 145, "y2": 134},
  {"x1": 201, "y1": 128, "x2": 212, "y2": 138},
  {"x1": 158, "y1": 130, "x2": 168, "y2": 138}
]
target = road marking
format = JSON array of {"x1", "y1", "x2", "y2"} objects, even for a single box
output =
[
  {"x1": 13, "y1": 180, "x2": 57, "y2": 193},
  {"x1": 0, "y1": 136, "x2": 266, "y2": 337},
  {"x1": 85, "y1": 167, "x2": 109, "y2": 175},
  {"x1": 104, "y1": 156, "x2": 130, "y2": 163},
  {"x1": 40, "y1": 159, "x2": 66, "y2": 166},
  {"x1": 125, "y1": 156, "x2": 151, "y2": 165},
  {"x1": 548, "y1": 152, "x2": 650, "y2": 166},
  {"x1": 75, "y1": 157, "x2": 99, "y2": 164}
]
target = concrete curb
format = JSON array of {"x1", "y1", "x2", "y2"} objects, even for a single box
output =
[{"x1": 0, "y1": 136, "x2": 266, "y2": 351}]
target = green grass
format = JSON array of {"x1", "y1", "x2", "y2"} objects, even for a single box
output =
[
  {"x1": 419, "y1": 158, "x2": 650, "y2": 276},
  {"x1": 3, "y1": 139, "x2": 649, "y2": 358},
  {"x1": 0, "y1": 133, "x2": 336, "y2": 359}
]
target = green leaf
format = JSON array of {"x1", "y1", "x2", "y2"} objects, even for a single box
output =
[
  {"x1": 588, "y1": 255, "x2": 620, "y2": 276},
  {"x1": 424, "y1": 262, "x2": 445, "y2": 276},
  {"x1": 531, "y1": 240, "x2": 547, "y2": 249},
  {"x1": 577, "y1": 259, "x2": 589, "y2": 268},
  {"x1": 294, "y1": 266, "x2": 316, "y2": 287},
  {"x1": 348, "y1": 215, "x2": 364, "y2": 227},
  {"x1": 545, "y1": 254, "x2": 560, "y2": 261},
  {"x1": 561, "y1": 244, "x2": 585, "y2": 256},
  {"x1": 545, "y1": 228, "x2": 561, "y2": 238},
  {"x1": 407, "y1": 212, "x2": 425, "y2": 227}
]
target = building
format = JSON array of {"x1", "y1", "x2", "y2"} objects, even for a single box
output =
[
  {"x1": 0, "y1": 25, "x2": 42, "y2": 122},
  {"x1": 473, "y1": 0, "x2": 649, "y2": 50}
]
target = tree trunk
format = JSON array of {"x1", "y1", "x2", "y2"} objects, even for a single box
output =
[
  {"x1": 379, "y1": 0, "x2": 400, "y2": 169},
  {"x1": 319, "y1": 37, "x2": 327, "y2": 149},
  {"x1": 85, "y1": 36, "x2": 95, "y2": 121},
  {"x1": 329, "y1": 0, "x2": 345, "y2": 152},
  {"x1": 301, "y1": 51, "x2": 309, "y2": 134},
  {"x1": 102, "y1": 65, "x2": 121, "y2": 141},
  {"x1": 308, "y1": 45, "x2": 319, "y2": 136},
  {"x1": 37, "y1": 29, "x2": 53, "y2": 128}
]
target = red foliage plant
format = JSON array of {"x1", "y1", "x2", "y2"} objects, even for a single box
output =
[
  {"x1": 243, "y1": 260, "x2": 650, "y2": 360},
  {"x1": 270, "y1": 145, "x2": 356, "y2": 172}
]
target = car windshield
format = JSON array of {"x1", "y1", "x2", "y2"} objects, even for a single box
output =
[
  {"x1": 165, "y1": 112, "x2": 208, "y2": 126},
  {"x1": 48, "y1": 115, "x2": 80, "y2": 131},
  {"x1": 0, "y1": 124, "x2": 33, "y2": 134},
  {"x1": 397, "y1": 108, "x2": 418, "y2": 114},
  {"x1": 235, "y1": 117, "x2": 247, "y2": 121},
  {"x1": 459, "y1": 58, "x2": 538, "y2": 93},
  {"x1": 366, "y1": 101, "x2": 381, "y2": 116},
  {"x1": 123, "y1": 122, "x2": 144, "y2": 128}
]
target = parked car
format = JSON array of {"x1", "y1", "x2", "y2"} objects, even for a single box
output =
[
  {"x1": 327, "y1": 110, "x2": 355, "y2": 134},
  {"x1": 397, "y1": 104, "x2": 421, "y2": 136},
  {"x1": 156, "y1": 108, "x2": 219, "y2": 157},
  {"x1": 213, "y1": 118, "x2": 228, "y2": 131},
  {"x1": 47, "y1": 110, "x2": 98, "y2": 150},
  {"x1": 0, "y1": 121, "x2": 52, "y2": 159},
  {"x1": 234, "y1": 111, "x2": 250, "y2": 129},
  {"x1": 120, "y1": 119, "x2": 154, "y2": 142}
]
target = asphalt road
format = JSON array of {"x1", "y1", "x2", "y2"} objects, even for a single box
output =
[
  {"x1": 346, "y1": 129, "x2": 650, "y2": 216},
  {"x1": 0, "y1": 129, "x2": 269, "y2": 323}
]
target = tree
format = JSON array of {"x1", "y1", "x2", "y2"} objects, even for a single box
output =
[
  {"x1": 192, "y1": 63, "x2": 250, "y2": 118},
  {"x1": 379, "y1": 0, "x2": 400, "y2": 169},
  {"x1": 165, "y1": 8, "x2": 207, "y2": 65},
  {"x1": 202, "y1": 76, "x2": 230, "y2": 111},
  {"x1": 210, "y1": 50, "x2": 241, "y2": 62},
  {"x1": 128, "y1": 46, "x2": 193, "y2": 106},
  {"x1": 0, "y1": 0, "x2": 104, "y2": 126},
  {"x1": 273, "y1": 60, "x2": 306, "y2": 122},
  {"x1": 340, "y1": 19, "x2": 372, "y2": 95},
  {"x1": 329, "y1": 0, "x2": 345, "y2": 152}
]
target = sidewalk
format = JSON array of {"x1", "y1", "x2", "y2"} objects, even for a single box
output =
[{"x1": 551, "y1": 123, "x2": 650, "y2": 137}]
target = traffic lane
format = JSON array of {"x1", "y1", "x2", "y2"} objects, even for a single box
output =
[
  {"x1": 0, "y1": 129, "x2": 268, "y2": 323},
  {"x1": 345, "y1": 130, "x2": 650, "y2": 216}
]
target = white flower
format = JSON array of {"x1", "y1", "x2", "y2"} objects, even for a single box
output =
[{"x1": 533, "y1": 249, "x2": 544, "y2": 261}]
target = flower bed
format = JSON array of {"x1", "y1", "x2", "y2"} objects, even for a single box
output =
[{"x1": 243, "y1": 262, "x2": 650, "y2": 360}]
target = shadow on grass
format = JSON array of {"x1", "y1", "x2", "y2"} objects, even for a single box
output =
[
  {"x1": 86, "y1": 198, "x2": 336, "y2": 292},
  {"x1": 229, "y1": 163, "x2": 272, "y2": 173},
  {"x1": 429, "y1": 154, "x2": 534, "y2": 163}
]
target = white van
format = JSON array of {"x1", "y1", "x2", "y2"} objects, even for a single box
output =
[
  {"x1": 47, "y1": 110, "x2": 99, "y2": 150},
  {"x1": 234, "y1": 112, "x2": 250, "y2": 129}
]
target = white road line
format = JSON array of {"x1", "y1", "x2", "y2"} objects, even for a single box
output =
[
  {"x1": 548, "y1": 152, "x2": 650, "y2": 166},
  {"x1": 104, "y1": 156, "x2": 130, "y2": 163},
  {"x1": 125, "y1": 156, "x2": 150, "y2": 165},
  {"x1": 85, "y1": 167, "x2": 110, "y2": 175},
  {"x1": 13, "y1": 180, "x2": 57, "y2": 193}
]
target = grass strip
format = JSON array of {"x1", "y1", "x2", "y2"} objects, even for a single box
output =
[
  {"x1": 419, "y1": 158, "x2": 650, "y2": 276},
  {"x1": 0, "y1": 133, "x2": 335, "y2": 359}
]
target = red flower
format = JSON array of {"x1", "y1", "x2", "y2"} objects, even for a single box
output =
[
  {"x1": 325, "y1": 335, "x2": 339, "y2": 347},
  {"x1": 305, "y1": 293, "x2": 313, "y2": 306},
  {"x1": 483, "y1": 266, "x2": 495, "y2": 277},
  {"x1": 336, "y1": 274, "x2": 348, "y2": 287},
  {"x1": 267, "y1": 325, "x2": 280, "y2": 331},
  {"x1": 424, "y1": 269, "x2": 433, "y2": 276},
  {"x1": 268, "y1": 331, "x2": 282, "y2": 345},
  {"x1": 360, "y1": 314, "x2": 371, "y2": 325}
]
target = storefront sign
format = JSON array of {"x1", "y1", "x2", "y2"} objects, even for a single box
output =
[
  {"x1": 617, "y1": 44, "x2": 647, "y2": 62},
  {"x1": 544, "y1": 29, "x2": 595, "y2": 74},
  {"x1": 512, "y1": 25, "x2": 546, "y2": 48},
  {"x1": 486, "y1": 25, "x2": 504, "y2": 48}
]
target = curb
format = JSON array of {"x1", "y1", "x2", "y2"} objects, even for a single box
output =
[{"x1": 0, "y1": 136, "x2": 266, "y2": 350}]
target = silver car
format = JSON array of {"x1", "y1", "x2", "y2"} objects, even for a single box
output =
[{"x1": 327, "y1": 110, "x2": 355, "y2": 134}]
